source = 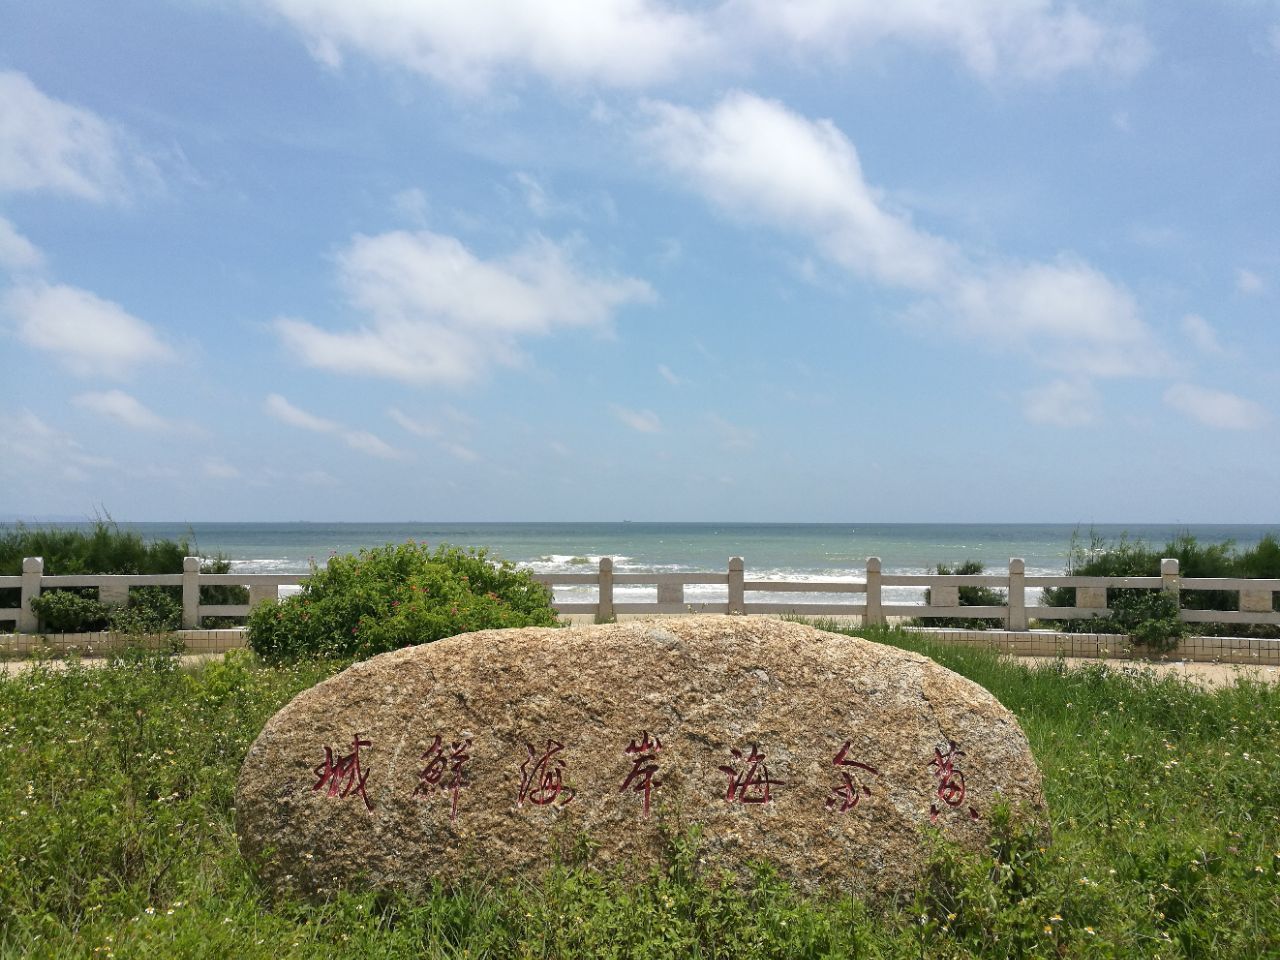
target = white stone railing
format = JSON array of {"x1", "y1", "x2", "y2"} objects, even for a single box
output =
[
  {"x1": 2, "y1": 555, "x2": 1278, "y2": 634},
  {"x1": 531, "y1": 556, "x2": 1280, "y2": 629},
  {"x1": 0, "y1": 557, "x2": 306, "y2": 632}
]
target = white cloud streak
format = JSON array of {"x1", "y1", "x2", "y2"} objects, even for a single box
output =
[
  {"x1": 3, "y1": 282, "x2": 172, "y2": 377},
  {"x1": 261, "y1": 0, "x2": 1146, "y2": 91},
  {"x1": 276, "y1": 230, "x2": 652, "y2": 386},
  {"x1": 1023, "y1": 379, "x2": 1099, "y2": 427},
  {"x1": 1235, "y1": 267, "x2": 1265, "y2": 296},
  {"x1": 1163, "y1": 383, "x2": 1268, "y2": 431},
  {"x1": 0, "y1": 216, "x2": 43, "y2": 272},
  {"x1": 611, "y1": 405, "x2": 662, "y2": 433},
  {"x1": 263, "y1": 0, "x2": 713, "y2": 92},
  {"x1": 642, "y1": 92, "x2": 1168, "y2": 378},
  {"x1": 72, "y1": 390, "x2": 173, "y2": 431},
  {"x1": 733, "y1": 0, "x2": 1150, "y2": 81},
  {"x1": 0, "y1": 70, "x2": 155, "y2": 202},
  {"x1": 0, "y1": 410, "x2": 116, "y2": 484},
  {"x1": 264, "y1": 393, "x2": 402, "y2": 458},
  {"x1": 1181, "y1": 314, "x2": 1225, "y2": 355}
]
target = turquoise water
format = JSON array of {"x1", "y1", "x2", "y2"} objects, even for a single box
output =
[{"x1": 9, "y1": 521, "x2": 1273, "y2": 606}]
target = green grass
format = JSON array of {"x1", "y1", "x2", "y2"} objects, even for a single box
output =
[{"x1": 1, "y1": 630, "x2": 1278, "y2": 958}]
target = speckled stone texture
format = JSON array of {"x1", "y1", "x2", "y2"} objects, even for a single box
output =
[{"x1": 236, "y1": 616, "x2": 1045, "y2": 899}]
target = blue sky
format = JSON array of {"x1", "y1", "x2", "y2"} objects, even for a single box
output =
[{"x1": 1, "y1": 1, "x2": 1277, "y2": 523}]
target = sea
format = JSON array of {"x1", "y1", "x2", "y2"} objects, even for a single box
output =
[{"x1": 9, "y1": 521, "x2": 1274, "y2": 608}]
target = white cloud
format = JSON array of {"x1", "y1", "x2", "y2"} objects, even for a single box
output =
[
  {"x1": 736, "y1": 0, "x2": 1150, "y2": 81},
  {"x1": 611, "y1": 405, "x2": 662, "y2": 433},
  {"x1": 3, "y1": 282, "x2": 172, "y2": 377},
  {"x1": 203, "y1": 457, "x2": 241, "y2": 479},
  {"x1": 276, "y1": 229, "x2": 652, "y2": 386},
  {"x1": 1235, "y1": 267, "x2": 1265, "y2": 296},
  {"x1": 642, "y1": 93, "x2": 1166, "y2": 378},
  {"x1": 1181, "y1": 314, "x2": 1225, "y2": 355},
  {"x1": 0, "y1": 216, "x2": 43, "y2": 271},
  {"x1": 0, "y1": 70, "x2": 154, "y2": 202},
  {"x1": 263, "y1": 0, "x2": 713, "y2": 91},
  {"x1": 641, "y1": 92, "x2": 956, "y2": 289},
  {"x1": 514, "y1": 172, "x2": 553, "y2": 218},
  {"x1": 946, "y1": 257, "x2": 1166, "y2": 378},
  {"x1": 657, "y1": 363, "x2": 682, "y2": 385},
  {"x1": 1023, "y1": 379, "x2": 1099, "y2": 427},
  {"x1": 265, "y1": 393, "x2": 337, "y2": 432},
  {"x1": 443, "y1": 441, "x2": 480, "y2": 462},
  {"x1": 707, "y1": 412, "x2": 756, "y2": 450},
  {"x1": 72, "y1": 390, "x2": 173, "y2": 431},
  {"x1": 392, "y1": 187, "x2": 429, "y2": 224},
  {"x1": 265, "y1": 393, "x2": 403, "y2": 458},
  {"x1": 260, "y1": 0, "x2": 1145, "y2": 92},
  {"x1": 387, "y1": 407, "x2": 440, "y2": 438},
  {"x1": 1163, "y1": 383, "x2": 1268, "y2": 430},
  {"x1": 343, "y1": 430, "x2": 402, "y2": 459},
  {"x1": 0, "y1": 410, "x2": 115, "y2": 484}
]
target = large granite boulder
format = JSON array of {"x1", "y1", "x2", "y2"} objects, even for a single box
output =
[{"x1": 236, "y1": 616, "x2": 1045, "y2": 899}]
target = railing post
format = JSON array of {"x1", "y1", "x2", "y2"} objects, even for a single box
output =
[
  {"x1": 182, "y1": 556, "x2": 201, "y2": 629},
  {"x1": 656, "y1": 580, "x2": 684, "y2": 606},
  {"x1": 1159, "y1": 558, "x2": 1182, "y2": 628},
  {"x1": 1007, "y1": 558, "x2": 1027, "y2": 630},
  {"x1": 598, "y1": 557, "x2": 614, "y2": 622},
  {"x1": 865, "y1": 557, "x2": 883, "y2": 626},
  {"x1": 727, "y1": 557, "x2": 745, "y2": 614},
  {"x1": 19, "y1": 556, "x2": 42, "y2": 634}
]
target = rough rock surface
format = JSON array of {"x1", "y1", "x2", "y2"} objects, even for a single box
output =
[{"x1": 236, "y1": 616, "x2": 1045, "y2": 899}]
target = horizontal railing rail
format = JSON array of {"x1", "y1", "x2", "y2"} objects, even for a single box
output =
[{"x1": 2, "y1": 555, "x2": 1278, "y2": 634}]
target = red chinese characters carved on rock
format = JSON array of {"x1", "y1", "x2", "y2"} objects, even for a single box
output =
[
  {"x1": 826, "y1": 740, "x2": 879, "y2": 812},
  {"x1": 312, "y1": 733, "x2": 373, "y2": 811},
  {"x1": 518, "y1": 738, "x2": 576, "y2": 808},
  {"x1": 413, "y1": 735, "x2": 472, "y2": 822},
  {"x1": 719, "y1": 744, "x2": 784, "y2": 804},
  {"x1": 618, "y1": 730, "x2": 663, "y2": 816},
  {"x1": 929, "y1": 740, "x2": 979, "y2": 822}
]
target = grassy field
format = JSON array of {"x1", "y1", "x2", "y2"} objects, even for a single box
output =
[{"x1": 1, "y1": 628, "x2": 1277, "y2": 958}]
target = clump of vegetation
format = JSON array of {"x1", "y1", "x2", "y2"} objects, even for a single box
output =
[
  {"x1": 1041, "y1": 530, "x2": 1280, "y2": 641},
  {"x1": 29, "y1": 586, "x2": 185, "y2": 635},
  {"x1": 2, "y1": 630, "x2": 1277, "y2": 956},
  {"x1": 0, "y1": 517, "x2": 244, "y2": 633},
  {"x1": 246, "y1": 541, "x2": 560, "y2": 662},
  {"x1": 28, "y1": 590, "x2": 112, "y2": 632},
  {"x1": 916, "y1": 560, "x2": 1007, "y2": 630}
]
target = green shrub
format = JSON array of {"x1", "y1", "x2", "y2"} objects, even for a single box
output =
[
  {"x1": 247, "y1": 541, "x2": 560, "y2": 662},
  {"x1": 0, "y1": 518, "x2": 247, "y2": 631},
  {"x1": 29, "y1": 590, "x2": 111, "y2": 632},
  {"x1": 1094, "y1": 589, "x2": 1188, "y2": 653},
  {"x1": 917, "y1": 560, "x2": 1007, "y2": 630},
  {"x1": 109, "y1": 586, "x2": 183, "y2": 635},
  {"x1": 1041, "y1": 530, "x2": 1280, "y2": 639}
]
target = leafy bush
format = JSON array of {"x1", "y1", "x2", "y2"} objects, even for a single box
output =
[
  {"x1": 29, "y1": 590, "x2": 112, "y2": 633},
  {"x1": 0, "y1": 517, "x2": 246, "y2": 631},
  {"x1": 247, "y1": 541, "x2": 560, "y2": 662},
  {"x1": 1041, "y1": 529, "x2": 1280, "y2": 639},
  {"x1": 1095, "y1": 589, "x2": 1188, "y2": 653},
  {"x1": 109, "y1": 587, "x2": 183, "y2": 635},
  {"x1": 917, "y1": 560, "x2": 1007, "y2": 630}
]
